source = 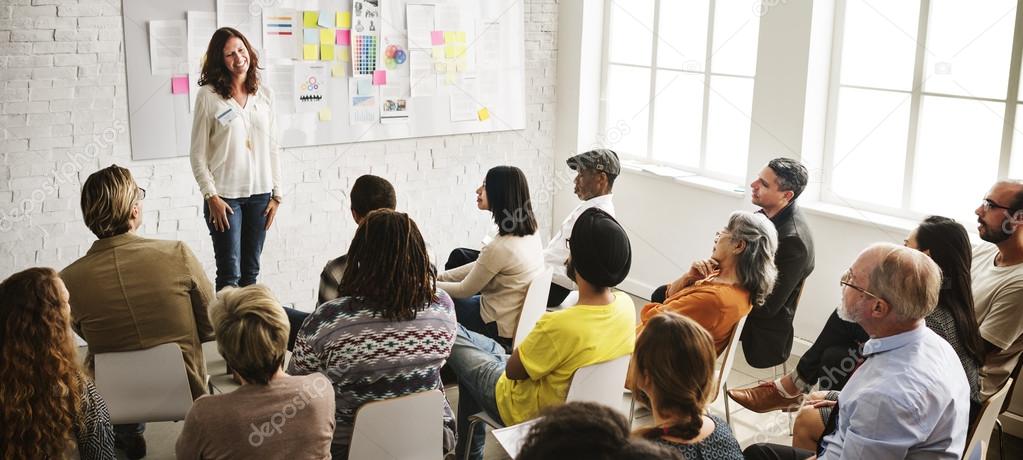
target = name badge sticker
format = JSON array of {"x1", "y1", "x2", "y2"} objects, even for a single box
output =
[{"x1": 215, "y1": 107, "x2": 238, "y2": 126}]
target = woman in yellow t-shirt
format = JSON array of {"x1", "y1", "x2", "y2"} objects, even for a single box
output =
[{"x1": 639, "y1": 211, "x2": 778, "y2": 354}]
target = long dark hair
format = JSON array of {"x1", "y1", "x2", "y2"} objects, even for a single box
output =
[
  {"x1": 0, "y1": 268, "x2": 84, "y2": 459},
  {"x1": 339, "y1": 210, "x2": 437, "y2": 321},
  {"x1": 198, "y1": 27, "x2": 261, "y2": 99},
  {"x1": 631, "y1": 312, "x2": 717, "y2": 441},
  {"x1": 915, "y1": 216, "x2": 984, "y2": 363},
  {"x1": 484, "y1": 166, "x2": 538, "y2": 236}
]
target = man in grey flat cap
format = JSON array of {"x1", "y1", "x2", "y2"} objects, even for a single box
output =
[{"x1": 544, "y1": 148, "x2": 620, "y2": 307}]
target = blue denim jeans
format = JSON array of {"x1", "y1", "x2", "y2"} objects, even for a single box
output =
[
  {"x1": 447, "y1": 324, "x2": 507, "y2": 460},
  {"x1": 203, "y1": 193, "x2": 270, "y2": 291}
]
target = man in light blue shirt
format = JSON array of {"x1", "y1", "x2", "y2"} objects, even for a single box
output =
[{"x1": 744, "y1": 243, "x2": 970, "y2": 460}]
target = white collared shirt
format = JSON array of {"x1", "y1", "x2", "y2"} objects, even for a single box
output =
[
  {"x1": 190, "y1": 85, "x2": 282, "y2": 199},
  {"x1": 545, "y1": 194, "x2": 615, "y2": 289}
]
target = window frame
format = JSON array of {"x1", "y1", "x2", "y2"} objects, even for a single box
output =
[
  {"x1": 820, "y1": 0, "x2": 1023, "y2": 218},
  {"x1": 598, "y1": 0, "x2": 759, "y2": 184}
]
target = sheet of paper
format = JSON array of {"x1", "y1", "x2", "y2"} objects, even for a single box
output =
[
  {"x1": 262, "y1": 9, "x2": 298, "y2": 61},
  {"x1": 216, "y1": 0, "x2": 262, "y2": 52},
  {"x1": 349, "y1": 76, "x2": 378, "y2": 124},
  {"x1": 317, "y1": 9, "x2": 334, "y2": 28},
  {"x1": 266, "y1": 64, "x2": 295, "y2": 113},
  {"x1": 492, "y1": 419, "x2": 539, "y2": 459},
  {"x1": 409, "y1": 49, "x2": 436, "y2": 97},
  {"x1": 450, "y1": 73, "x2": 480, "y2": 121},
  {"x1": 294, "y1": 62, "x2": 328, "y2": 112},
  {"x1": 380, "y1": 76, "x2": 409, "y2": 122},
  {"x1": 149, "y1": 19, "x2": 187, "y2": 76},
  {"x1": 406, "y1": 5, "x2": 434, "y2": 49},
  {"x1": 352, "y1": 0, "x2": 379, "y2": 75},
  {"x1": 171, "y1": 75, "x2": 189, "y2": 94},
  {"x1": 186, "y1": 11, "x2": 216, "y2": 111}
]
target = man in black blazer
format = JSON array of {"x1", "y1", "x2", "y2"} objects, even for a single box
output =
[{"x1": 741, "y1": 158, "x2": 815, "y2": 368}]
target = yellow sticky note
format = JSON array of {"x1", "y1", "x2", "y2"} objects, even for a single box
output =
[
  {"x1": 435, "y1": 61, "x2": 446, "y2": 72},
  {"x1": 455, "y1": 57, "x2": 467, "y2": 72},
  {"x1": 445, "y1": 45, "x2": 465, "y2": 59},
  {"x1": 337, "y1": 11, "x2": 351, "y2": 29},
  {"x1": 320, "y1": 44, "x2": 334, "y2": 61},
  {"x1": 303, "y1": 44, "x2": 318, "y2": 60},
  {"x1": 432, "y1": 47, "x2": 444, "y2": 60},
  {"x1": 318, "y1": 108, "x2": 332, "y2": 121},
  {"x1": 477, "y1": 108, "x2": 490, "y2": 121},
  {"x1": 444, "y1": 31, "x2": 457, "y2": 43},
  {"x1": 331, "y1": 64, "x2": 345, "y2": 77},
  {"x1": 320, "y1": 28, "x2": 334, "y2": 45},
  {"x1": 339, "y1": 49, "x2": 350, "y2": 62},
  {"x1": 453, "y1": 31, "x2": 466, "y2": 43},
  {"x1": 303, "y1": 11, "x2": 318, "y2": 28}
]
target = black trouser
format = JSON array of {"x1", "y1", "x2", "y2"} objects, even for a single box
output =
[
  {"x1": 743, "y1": 443, "x2": 815, "y2": 460},
  {"x1": 650, "y1": 284, "x2": 668, "y2": 303},
  {"x1": 795, "y1": 310, "x2": 869, "y2": 391},
  {"x1": 445, "y1": 248, "x2": 480, "y2": 270},
  {"x1": 547, "y1": 283, "x2": 571, "y2": 308}
]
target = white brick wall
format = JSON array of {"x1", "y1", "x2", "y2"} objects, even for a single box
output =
[{"x1": 0, "y1": 0, "x2": 560, "y2": 309}]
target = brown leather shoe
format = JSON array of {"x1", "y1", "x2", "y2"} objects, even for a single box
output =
[{"x1": 727, "y1": 381, "x2": 803, "y2": 413}]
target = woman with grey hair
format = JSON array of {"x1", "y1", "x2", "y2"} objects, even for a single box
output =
[{"x1": 638, "y1": 211, "x2": 778, "y2": 354}]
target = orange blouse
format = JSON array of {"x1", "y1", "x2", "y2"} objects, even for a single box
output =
[{"x1": 638, "y1": 278, "x2": 751, "y2": 355}]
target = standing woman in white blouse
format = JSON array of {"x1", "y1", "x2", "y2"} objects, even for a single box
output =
[{"x1": 190, "y1": 27, "x2": 282, "y2": 291}]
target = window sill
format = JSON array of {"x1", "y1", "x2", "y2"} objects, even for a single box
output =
[{"x1": 620, "y1": 160, "x2": 918, "y2": 235}]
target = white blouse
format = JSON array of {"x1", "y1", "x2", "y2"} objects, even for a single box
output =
[{"x1": 190, "y1": 85, "x2": 282, "y2": 199}]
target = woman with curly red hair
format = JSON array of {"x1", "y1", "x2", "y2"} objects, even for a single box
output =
[
  {"x1": 190, "y1": 27, "x2": 283, "y2": 291},
  {"x1": 0, "y1": 267, "x2": 115, "y2": 459}
]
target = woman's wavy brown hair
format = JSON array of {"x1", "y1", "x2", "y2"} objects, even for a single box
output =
[
  {"x1": 0, "y1": 267, "x2": 84, "y2": 459},
  {"x1": 631, "y1": 312, "x2": 717, "y2": 442},
  {"x1": 198, "y1": 27, "x2": 261, "y2": 99}
]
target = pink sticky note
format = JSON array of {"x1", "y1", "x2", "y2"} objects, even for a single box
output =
[
  {"x1": 431, "y1": 30, "x2": 445, "y2": 46},
  {"x1": 171, "y1": 76, "x2": 188, "y2": 94},
  {"x1": 372, "y1": 69, "x2": 387, "y2": 85},
  {"x1": 336, "y1": 29, "x2": 351, "y2": 46}
]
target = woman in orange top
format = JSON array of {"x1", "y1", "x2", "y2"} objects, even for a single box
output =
[{"x1": 639, "y1": 211, "x2": 779, "y2": 354}]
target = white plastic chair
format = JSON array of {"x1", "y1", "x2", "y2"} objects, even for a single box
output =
[
  {"x1": 512, "y1": 266, "x2": 554, "y2": 348},
  {"x1": 93, "y1": 342, "x2": 194, "y2": 424},
  {"x1": 349, "y1": 389, "x2": 445, "y2": 460},
  {"x1": 463, "y1": 354, "x2": 632, "y2": 459},
  {"x1": 718, "y1": 315, "x2": 748, "y2": 428},
  {"x1": 963, "y1": 377, "x2": 1013, "y2": 460},
  {"x1": 965, "y1": 440, "x2": 986, "y2": 460}
]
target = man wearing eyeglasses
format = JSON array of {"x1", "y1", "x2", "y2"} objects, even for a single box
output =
[
  {"x1": 971, "y1": 180, "x2": 1023, "y2": 400},
  {"x1": 61, "y1": 165, "x2": 216, "y2": 460},
  {"x1": 744, "y1": 243, "x2": 970, "y2": 460}
]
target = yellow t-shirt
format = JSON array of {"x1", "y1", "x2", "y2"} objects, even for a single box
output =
[{"x1": 494, "y1": 292, "x2": 636, "y2": 425}]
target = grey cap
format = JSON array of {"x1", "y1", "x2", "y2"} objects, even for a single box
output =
[{"x1": 567, "y1": 149, "x2": 620, "y2": 176}]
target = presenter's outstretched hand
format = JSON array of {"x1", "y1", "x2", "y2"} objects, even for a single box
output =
[
  {"x1": 208, "y1": 195, "x2": 233, "y2": 232},
  {"x1": 264, "y1": 199, "x2": 279, "y2": 230}
]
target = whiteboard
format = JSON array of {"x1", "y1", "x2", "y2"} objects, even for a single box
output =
[{"x1": 122, "y1": 0, "x2": 526, "y2": 160}]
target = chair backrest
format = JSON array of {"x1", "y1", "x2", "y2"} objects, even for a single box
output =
[
  {"x1": 714, "y1": 315, "x2": 748, "y2": 402},
  {"x1": 566, "y1": 354, "x2": 632, "y2": 415},
  {"x1": 513, "y1": 266, "x2": 554, "y2": 348},
  {"x1": 93, "y1": 342, "x2": 194, "y2": 424},
  {"x1": 349, "y1": 389, "x2": 445, "y2": 460},
  {"x1": 964, "y1": 377, "x2": 1013, "y2": 459}
]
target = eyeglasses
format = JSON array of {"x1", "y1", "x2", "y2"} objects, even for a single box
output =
[
  {"x1": 136, "y1": 187, "x2": 146, "y2": 201},
  {"x1": 839, "y1": 269, "x2": 881, "y2": 301},
  {"x1": 980, "y1": 198, "x2": 1015, "y2": 213}
]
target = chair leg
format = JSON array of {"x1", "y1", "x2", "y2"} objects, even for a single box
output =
[
  {"x1": 723, "y1": 382, "x2": 732, "y2": 428},
  {"x1": 463, "y1": 418, "x2": 482, "y2": 460}
]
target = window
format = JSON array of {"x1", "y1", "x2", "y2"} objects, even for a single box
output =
[
  {"x1": 600, "y1": 0, "x2": 762, "y2": 181},
  {"x1": 825, "y1": 0, "x2": 1022, "y2": 224}
]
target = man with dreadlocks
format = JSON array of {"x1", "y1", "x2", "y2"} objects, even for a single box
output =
[
  {"x1": 287, "y1": 209, "x2": 458, "y2": 459},
  {"x1": 447, "y1": 208, "x2": 636, "y2": 460}
]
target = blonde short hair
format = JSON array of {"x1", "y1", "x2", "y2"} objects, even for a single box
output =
[
  {"x1": 81, "y1": 165, "x2": 139, "y2": 238},
  {"x1": 210, "y1": 285, "x2": 289, "y2": 384},
  {"x1": 867, "y1": 243, "x2": 941, "y2": 321}
]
